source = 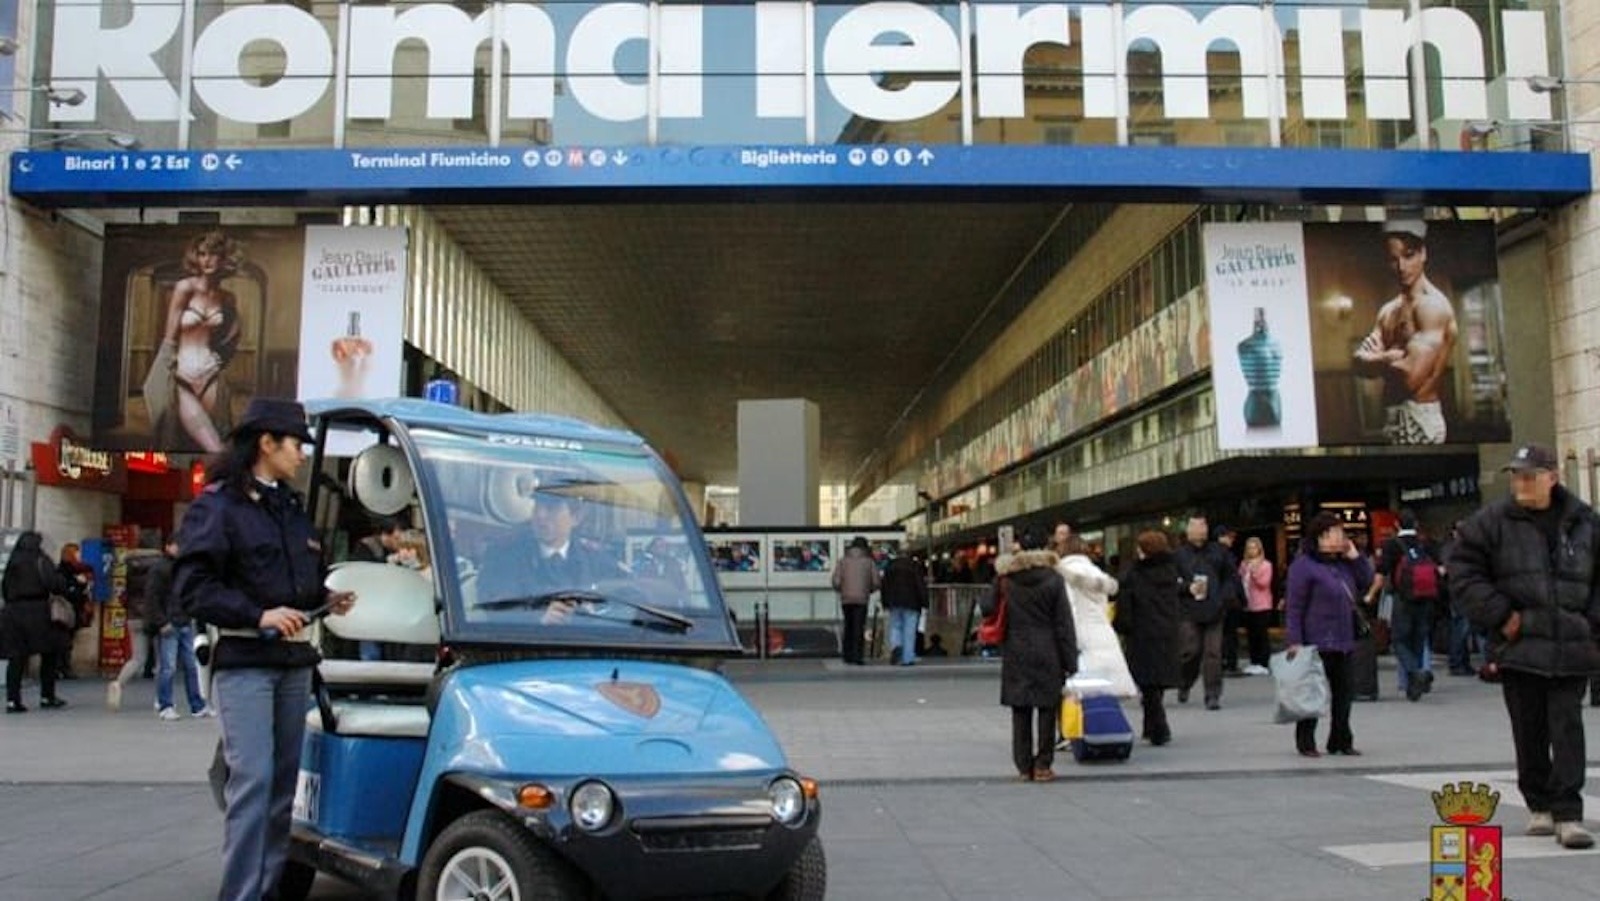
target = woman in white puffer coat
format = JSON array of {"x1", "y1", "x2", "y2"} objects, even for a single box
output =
[{"x1": 1056, "y1": 532, "x2": 1137, "y2": 699}]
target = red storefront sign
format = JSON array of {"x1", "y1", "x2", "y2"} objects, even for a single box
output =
[
  {"x1": 124, "y1": 451, "x2": 171, "y2": 474},
  {"x1": 31, "y1": 426, "x2": 127, "y2": 492}
]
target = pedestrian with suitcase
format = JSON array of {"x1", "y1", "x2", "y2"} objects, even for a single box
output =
[{"x1": 977, "y1": 537, "x2": 1078, "y2": 782}]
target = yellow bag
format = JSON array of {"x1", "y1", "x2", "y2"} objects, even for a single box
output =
[{"x1": 1059, "y1": 694, "x2": 1084, "y2": 741}]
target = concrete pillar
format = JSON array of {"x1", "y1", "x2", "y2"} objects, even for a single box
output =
[
  {"x1": 737, "y1": 399, "x2": 819, "y2": 526},
  {"x1": 678, "y1": 480, "x2": 707, "y2": 526}
]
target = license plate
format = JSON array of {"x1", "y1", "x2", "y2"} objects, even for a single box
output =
[{"x1": 292, "y1": 770, "x2": 321, "y2": 824}]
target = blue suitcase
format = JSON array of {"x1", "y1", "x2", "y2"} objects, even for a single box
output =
[{"x1": 1071, "y1": 695, "x2": 1134, "y2": 763}]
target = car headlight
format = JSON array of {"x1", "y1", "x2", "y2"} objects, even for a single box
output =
[
  {"x1": 570, "y1": 781, "x2": 615, "y2": 832},
  {"x1": 769, "y1": 777, "x2": 806, "y2": 826}
]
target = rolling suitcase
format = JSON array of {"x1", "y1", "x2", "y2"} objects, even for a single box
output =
[{"x1": 1071, "y1": 695, "x2": 1134, "y2": 763}]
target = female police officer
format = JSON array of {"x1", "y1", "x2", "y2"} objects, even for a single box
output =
[{"x1": 174, "y1": 398, "x2": 355, "y2": 901}]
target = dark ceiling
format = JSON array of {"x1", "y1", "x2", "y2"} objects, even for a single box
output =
[{"x1": 429, "y1": 201, "x2": 1068, "y2": 485}]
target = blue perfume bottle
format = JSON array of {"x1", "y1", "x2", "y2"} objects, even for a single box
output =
[{"x1": 1238, "y1": 307, "x2": 1281, "y2": 428}]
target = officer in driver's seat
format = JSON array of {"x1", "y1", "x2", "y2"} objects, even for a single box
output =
[{"x1": 475, "y1": 491, "x2": 626, "y2": 622}]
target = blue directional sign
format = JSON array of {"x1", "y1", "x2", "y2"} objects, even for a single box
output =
[{"x1": 7, "y1": 144, "x2": 1590, "y2": 207}]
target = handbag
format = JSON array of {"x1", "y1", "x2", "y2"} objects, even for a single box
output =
[
  {"x1": 48, "y1": 595, "x2": 76, "y2": 628},
  {"x1": 1351, "y1": 607, "x2": 1373, "y2": 640},
  {"x1": 39, "y1": 560, "x2": 75, "y2": 629},
  {"x1": 976, "y1": 578, "x2": 1008, "y2": 646},
  {"x1": 1059, "y1": 693, "x2": 1084, "y2": 743}
]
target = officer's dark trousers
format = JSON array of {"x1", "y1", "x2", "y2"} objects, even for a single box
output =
[
  {"x1": 1501, "y1": 670, "x2": 1589, "y2": 822},
  {"x1": 839, "y1": 604, "x2": 867, "y2": 664}
]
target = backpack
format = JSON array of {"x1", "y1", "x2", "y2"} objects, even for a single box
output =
[{"x1": 1393, "y1": 538, "x2": 1440, "y2": 601}]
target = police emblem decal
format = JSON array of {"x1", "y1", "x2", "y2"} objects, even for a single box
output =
[{"x1": 598, "y1": 681, "x2": 662, "y2": 719}]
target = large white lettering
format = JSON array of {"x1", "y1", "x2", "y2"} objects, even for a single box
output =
[
  {"x1": 974, "y1": 5, "x2": 1072, "y2": 119},
  {"x1": 823, "y1": 3, "x2": 961, "y2": 123},
  {"x1": 755, "y1": 2, "x2": 806, "y2": 119},
  {"x1": 1124, "y1": 5, "x2": 1280, "y2": 120},
  {"x1": 50, "y1": 0, "x2": 181, "y2": 122},
  {"x1": 1362, "y1": 8, "x2": 1487, "y2": 121},
  {"x1": 192, "y1": 6, "x2": 331, "y2": 124},
  {"x1": 43, "y1": 1, "x2": 1553, "y2": 130}
]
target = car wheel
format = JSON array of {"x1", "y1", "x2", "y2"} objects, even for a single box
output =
[
  {"x1": 273, "y1": 861, "x2": 317, "y2": 901},
  {"x1": 417, "y1": 810, "x2": 585, "y2": 901},
  {"x1": 767, "y1": 837, "x2": 826, "y2": 901}
]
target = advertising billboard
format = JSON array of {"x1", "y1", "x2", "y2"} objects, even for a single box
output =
[
  {"x1": 1205, "y1": 221, "x2": 1509, "y2": 450},
  {"x1": 93, "y1": 224, "x2": 407, "y2": 452}
]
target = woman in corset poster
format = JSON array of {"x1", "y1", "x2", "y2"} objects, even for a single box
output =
[{"x1": 144, "y1": 231, "x2": 245, "y2": 452}]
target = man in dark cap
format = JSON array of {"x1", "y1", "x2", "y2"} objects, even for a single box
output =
[
  {"x1": 173, "y1": 398, "x2": 358, "y2": 900},
  {"x1": 1449, "y1": 444, "x2": 1600, "y2": 850}
]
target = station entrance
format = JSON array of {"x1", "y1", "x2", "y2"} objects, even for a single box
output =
[{"x1": 7, "y1": 0, "x2": 1593, "y2": 660}]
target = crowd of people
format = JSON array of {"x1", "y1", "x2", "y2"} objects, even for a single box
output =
[{"x1": 828, "y1": 443, "x2": 1599, "y2": 850}]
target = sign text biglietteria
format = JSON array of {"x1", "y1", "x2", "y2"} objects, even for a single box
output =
[{"x1": 49, "y1": 1, "x2": 1556, "y2": 127}]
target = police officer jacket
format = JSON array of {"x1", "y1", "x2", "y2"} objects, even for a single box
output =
[
  {"x1": 174, "y1": 479, "x2": 327, "y2": 670},
  {"x1": 1448, "y1": 484, "x2": 1600, "y2": 678}
]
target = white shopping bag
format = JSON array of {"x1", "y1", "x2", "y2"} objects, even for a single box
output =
[{"x1": 1270, "y1": 646, "x2": 1331, "y2": 724}]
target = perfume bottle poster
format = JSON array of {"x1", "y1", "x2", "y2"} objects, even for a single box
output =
[
  {"x1": 296, "y1": 226, "x2": 409, "y2": 454},
  {"x1": 1202, "y1": 223, "x2": 1321, "y2": 451}
]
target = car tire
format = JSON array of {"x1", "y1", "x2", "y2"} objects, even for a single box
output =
[
  {"x1": 767, "y1": 836, "x2": 826, "y2": 901},
  {"x1": 417, "y1": 810, "x2": 585, "y2": 901},
  {"x1": 272, "y1": 861, "x2": 317, "y2": 901}
]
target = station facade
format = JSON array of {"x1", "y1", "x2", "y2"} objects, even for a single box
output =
[{"x1": 1, "y1": 0, "x2": 1598, "y2": 615}]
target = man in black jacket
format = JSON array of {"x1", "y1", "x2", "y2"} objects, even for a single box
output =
[
  {"x1": 1449, "y1": 444, "x2": 1600, "y2": 850},
  {"x1": 880, "y1": 553, "x2": 929, "y2": 666},
  {"x1": 1172, "y1": 515, "x2": 1231, "y2": 709}
]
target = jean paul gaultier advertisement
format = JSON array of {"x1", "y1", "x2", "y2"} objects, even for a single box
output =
[
  {"x1": 1204, "y1": 221, "x2": 1510, "y2": 451},
  {"x1": 295, "y1": 226, "x2": 408, "y2": 454},
  {"x1": 1203, "y1": 223, "x2": 1319, "y2": 451}
]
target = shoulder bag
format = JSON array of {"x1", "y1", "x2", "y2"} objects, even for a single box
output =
[
  {"x1": 976, "y1": 578, "x2": 1008, "y2": 646},
  {"x1": 40, "y1": 559, "x2": 76, "y2": 629}
]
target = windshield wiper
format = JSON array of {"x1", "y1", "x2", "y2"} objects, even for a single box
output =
[
  {"x1": 477, "y1": 590, "x2": 695, "y2": 634},
  {"x1": 477, "y1": 590, "x2": 603, "y2": 610}
]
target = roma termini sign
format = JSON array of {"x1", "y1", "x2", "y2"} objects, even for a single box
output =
[{"x1": 49, "y1": 1, "x2": 1556, "y2": 129}]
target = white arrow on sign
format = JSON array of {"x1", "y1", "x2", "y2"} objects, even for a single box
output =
[
  {"x1": 917, "y1": 149, "x2": 935, "y2": 166},
  {"x1": 224, "y1": 154, "x2": 242, "y2": 170},
  {"x1": 612, "y1": 150, "x2": 628, "y2": 166}
]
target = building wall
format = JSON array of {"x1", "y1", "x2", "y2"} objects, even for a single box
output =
[
  {"x1": 1547, "y1": 1, "x2": 1600, "y2": 478},
  {"x1": 0, "y1": 198, "x2": 119, "y2": 542},
  {"x1": 931, "y1": 204, "x2": 1194, "y2": 437}
]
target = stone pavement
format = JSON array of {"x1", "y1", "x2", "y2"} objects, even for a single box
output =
[{"x1": 2, "y1": 655, "x2": 1598, "y2": 900}]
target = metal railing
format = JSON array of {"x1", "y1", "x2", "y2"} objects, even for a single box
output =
[{"x1": 739, "y1": 582, "x2": 993, "y2": 660}]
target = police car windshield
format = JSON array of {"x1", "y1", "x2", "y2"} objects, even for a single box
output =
[{"x1": 408, "y1": 428, "x2": 730, "y2": 648}]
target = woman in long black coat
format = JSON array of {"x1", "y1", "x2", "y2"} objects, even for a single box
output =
[
  {"x1": 2, "y1": 531, "x2": 70, "y2": 712},
  {"x1": 1115, "y1": 530, "x2": 1183, "y2": 746},
  {"x1": 979, "y1": 546, "x2": 1078, "y2": 781}
]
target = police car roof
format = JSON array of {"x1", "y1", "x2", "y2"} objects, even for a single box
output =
[{"x1": 305, "y1": 398, "x2": 646, "y2": 448}]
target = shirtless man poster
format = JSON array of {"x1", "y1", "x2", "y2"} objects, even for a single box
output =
[{"x1": 1353, "y1": 221, "x2": 1460, "y2": 445}]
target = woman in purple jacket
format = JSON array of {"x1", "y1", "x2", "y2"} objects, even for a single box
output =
[{"x1": 1285, "y1": 512, "x2": 1375, "y2": 758}]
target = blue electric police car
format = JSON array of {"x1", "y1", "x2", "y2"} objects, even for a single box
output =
[{"x1": 276, "y1": 400, "x2": 824, "y2": 900}]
